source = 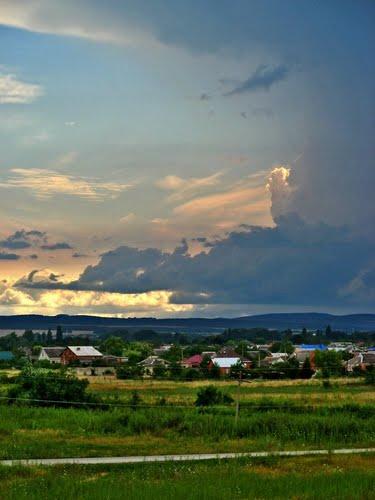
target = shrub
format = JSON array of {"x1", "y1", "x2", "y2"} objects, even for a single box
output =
[
  {"x1": 7, "y1": 367, "x2": 98, "y2": 407},
  {"x1": 195, "y1": 385, "x2": 234, "y2": 406}
]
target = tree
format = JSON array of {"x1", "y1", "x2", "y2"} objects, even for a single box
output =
[
  {"x1": 153, "y1": 365, "x2": 167, "y2": 378},
  {"x1": 46, "y1": 329, "x2": 53, "y2": 345},
  {"x1": 100, "y1": 336, "x2": 126, "y2": 356},
  {"x1": 209, "y1": 363, "x2": 221, "y2": 379},
  {"x1": 300, "y1": 357, "x2": 314, "y2": 379},
  {"x1": 315, "y1": 350, "x2": 343, "y2": 377},
  {"x1": 116, "y1": 364, "x2": 142, "y2": 379},
  {"x1": 56, "y1": 325, "x2": 64, "y2": 344},
  {"x1": 195, "y1": 385, "x2": 233, "y2": 406},
  {"x1": 23, "y1": 330, "x2": 34, "y2": 344},
  {"x1": 8, "y1": 367, "x2": 97, "y2": 407}
]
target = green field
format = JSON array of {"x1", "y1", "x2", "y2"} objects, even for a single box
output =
[
  {"x1": 1, "y1": 455, "x2": 375, "y2": 499},
  {"x1": 1, "y1": 374, "x2": 374, "y2": 498},
  {"x1": 0, "y1": 375, "x2": 374, "y2": 459}
]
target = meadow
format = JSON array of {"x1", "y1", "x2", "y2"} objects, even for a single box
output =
[
  {"x1": 1, "y1": 454, "x2": 374, "y2": 499},
  {"x1": 0, "y1": 374, "x2": 374, "y2": 460}
]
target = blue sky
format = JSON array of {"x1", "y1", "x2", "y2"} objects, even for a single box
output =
[{"x1": 0, "y1": 1, "x2": 374, "y2": 317}]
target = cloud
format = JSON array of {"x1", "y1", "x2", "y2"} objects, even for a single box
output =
[
  {"x1": 0, "y1": 168, "x2": 131, "y2": 200},
  {"x1": 0, "y1": 252, "x2": 20, "y2": 260},
  {"x1": 0, "y1": 0, "x2": 156, "y2": 46},
  {"x1": 26, "y1": 212, "x2": 373, "y2": 309},
  {"x1": 40, "y1": 242, "x2": 73, "y2": 251},
  {"x1": 0, "y1": 229, "x2": 46, "y2": 249},
  {"x1": 156, "y1": 172, "x2": 223, "y2": 203},
  {"x1": 0, "y1": 73, "x2": 43, "y2": 104},
  {"x1": 223, "y1": 65, "x2": 289, "y2": 97},
  {"x1": 53, "y1": 151, "x2": 78, "y2": 168},
  {"x1": 6, "y1": 273, "x2": 192, "y2": 316},
  {"x1": 266, "y1": 166, "x2": 293, "y2": 220},
  {"x1": 172, "y1": 173, "x2": 271, "y2": 228},
  {"x1": 72, "y1": 252, "x2": 88, "y2": 258},
  {"x1": 120, "y1": 213, "x2": 136, "y2": 224},
  {"x1": 19, "y1": 159, "x2": 374, "y2": 310},
  {"x1": 0, "y1": 229, "x2": 74, "y2": 254}
]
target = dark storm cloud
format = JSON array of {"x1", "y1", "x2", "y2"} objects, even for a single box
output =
[
  {"x1": 40, "y1": 242, "x2": 73, "y2": 251},
  {"x1": 0, "y1": 252, "x2": 20, "y2": 260},
  {"x1": 0, "y1": 229, "x2": 46, "y2": 250},
  {"x1": 19, "y1": 214, "x2": 375, "y2": 308},
  {"x1": 224, "y1": 65, "x2": 289, "y2": 96}
]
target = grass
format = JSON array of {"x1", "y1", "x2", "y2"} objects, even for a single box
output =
[
  {"x1": 0, "y1": 376, "x2": 374, "y2": 460},
  {"x1": 85, "y1": 376, "x2": 375, "y2": 406},
  {"x1": 0, "y1": 454, "x2": 374, "y2": 499},
  {"x1": 0, "y1": 400, "x2": 374, "y2": 459}
]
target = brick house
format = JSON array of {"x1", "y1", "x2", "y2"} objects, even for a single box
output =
[{"x1": 60, "y1": 346, "x2": 103, "y2": 365}]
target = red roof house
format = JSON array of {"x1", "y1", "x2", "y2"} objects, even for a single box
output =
[{"x1": 181, "y1": 354, "x2": 203, "y2": 368}]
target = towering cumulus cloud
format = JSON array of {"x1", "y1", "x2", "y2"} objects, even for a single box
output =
[
  {"x1": 266, "y1": 166, "x2": 292, "y2": 220},
  {"x1": 18, "y1": 163, "x2": 375, "y2": 309}
]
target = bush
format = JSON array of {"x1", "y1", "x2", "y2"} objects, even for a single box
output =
[
  {"x1": 195, "y1": 385, "x2": 234, "y2": 407},
  {"x1": 7, "y1": 367, "x2": 98, "y2": 407}
]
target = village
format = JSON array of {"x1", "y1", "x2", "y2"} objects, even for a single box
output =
[{"x1": 1, "y1": 327, "x2": 374, "y2": 380}]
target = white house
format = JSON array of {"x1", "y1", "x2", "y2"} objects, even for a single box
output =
[{"x1": 38, "y1": 347, "x2": 65, "y2": 364}]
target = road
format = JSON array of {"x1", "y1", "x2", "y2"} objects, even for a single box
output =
[{"x1": 1, "y1": 448, "x2": 374, "y2": 466}]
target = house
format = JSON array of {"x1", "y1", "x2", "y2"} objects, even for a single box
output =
[
  {"x1": 217, "y1": 346, "x2": 238, "y2": 357},
  {"x1": 328, "y1": 342, "x2": 355, "y2": 352},
  {"x1": 0, "y1": 351, "x2": 14, "y2": 362},
  {"x1": 295, "y1": 344, "x2": 327, "y2": 364},
  {"x1": 210, "y1": 357, "x2": 251, "y2": 375},
  {"x1": 346, "y1": 351, "x2": 375, "y2": 372},
  {"x1": 181, "y1": 354, "x2": 203, "y2": 368},
  {"x1": 201, "y1": 351, "x2": 216, "y2": 359},
  {"x1": 60, "y1": 346, "x2": 103, "y2": 365},
  {"x1": 74, "y1": 366, "x2": 116, "y2": 376},
  {"x1": 153, "y1": 344, "x2": 172, "y2": 356},
  {"x1": 38, "y1": 347, "x2": 65, "y2": 364},
  {"x1": 261, "y1": 353, "x2": 290, "y2": 366},
  {"x1": 138, "y1": 356, "x2": 170, "y2": 376},
  {"x1": 101, "y1": 355, "x2": 128, "y2": 365}
]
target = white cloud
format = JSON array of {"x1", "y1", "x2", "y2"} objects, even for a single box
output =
[
  {"x1": 0, "y1": 73, "x2": 43, "y2": 104},
  {"x1": 0, "y1": 0, "x2": 156, "y2": 47},
  {"x1": 156, "y1": 172, "x2": 223, "y2": 203},
  {"x1": 0, "y1": 168, "x2": 131, "y2": 201}
]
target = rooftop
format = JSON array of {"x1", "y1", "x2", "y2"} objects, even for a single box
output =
[{"x1": 67, "y1": 346, "x2": 103, "y2": 357}]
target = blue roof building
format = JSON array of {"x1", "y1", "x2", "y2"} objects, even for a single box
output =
[
  {"x1": 0, "y1": 351, "x2": 15, "y2": 361},
  {"x1": 299, "y1": 344, "x2": 327, "y2": 351}
]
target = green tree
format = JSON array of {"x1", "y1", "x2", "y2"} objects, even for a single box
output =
[
  {"x1": 315, "y1": 350, "x2": 343, "y2": 376},
  {"x1": 8, "y1": 367, "x2": 97, "y2": 407},
  {"x1": 209, "y1": 362, "x2": 221, "y2": 379},
  {"x1": 23, "y1": 330, "x2": 34, "y2": 344},
  {"x1": 300, "y1": 356, "x2": 314, "y2": 379},
  {"x1": 100, "y1": 336, "x2": 126, "y2": 356},
  {"x1": 56, "y1": 325, "x2": 64, "y2": 344},
  {"x1": 46, "y1": 329, "x2": 53, "y2": 345},
  {"x1": 195, "y1": 385, "x2": 233, "y2": 406}
]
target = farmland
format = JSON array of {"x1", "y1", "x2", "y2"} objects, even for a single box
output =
[{"x1": 1, "y1": 372, "x2": 374, "y2": 498}]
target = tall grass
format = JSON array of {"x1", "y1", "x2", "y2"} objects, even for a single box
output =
[
  {"x1": 1, "y1": 457, "x2": 375, "y2": 500},
  {"x1": 1, "y1": 402, "x2": 374, "y2": 459}
]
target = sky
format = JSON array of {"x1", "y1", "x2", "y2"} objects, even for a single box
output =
[{"x1": 0, "y1": 0, "x2": 374, "y2": 317}]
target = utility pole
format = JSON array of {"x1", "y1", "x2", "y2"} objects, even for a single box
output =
[{"x1": 235, "y1": 367, "x2": 242, "y2": 426}]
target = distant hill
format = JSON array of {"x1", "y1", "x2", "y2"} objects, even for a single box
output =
[{"x1": 0, "y1": 312, "x2": 374, "y2": 333}]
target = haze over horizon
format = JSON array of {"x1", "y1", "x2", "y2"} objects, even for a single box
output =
[{"x1": 0, "y1": 1, "x2": 374, "y2": 318}]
